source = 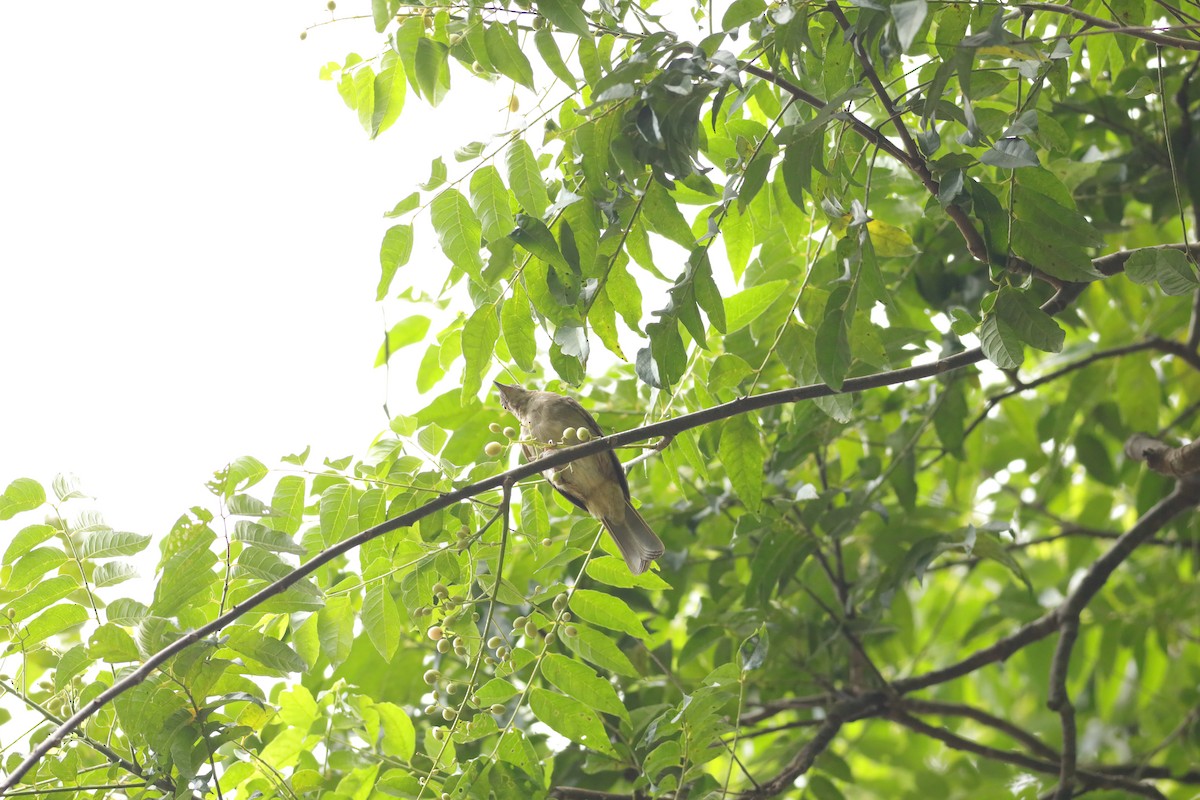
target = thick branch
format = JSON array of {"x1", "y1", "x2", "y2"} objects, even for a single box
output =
[
  {"x1": 1092, "y1": 242, "x2": 1200, "y2": 274},
  {"x1": 1126, "y1": 433, "x2": 1200, "y2": 476},
  {"x1": 898, "y1": 698, "x2": 1059, "y2": 761}
]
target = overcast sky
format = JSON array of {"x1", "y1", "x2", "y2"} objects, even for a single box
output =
[{"x1": 0, "y1": 3, "x2": 506, "y2": 537}]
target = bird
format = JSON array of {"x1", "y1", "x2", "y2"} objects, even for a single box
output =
[{"x1": 494, "y1": 382, "x2": 664, "y2": 575}]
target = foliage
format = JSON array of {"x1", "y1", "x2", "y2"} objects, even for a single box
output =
[{"x1": 4, "y1": 1, "x2": 1200, "y2": 799}]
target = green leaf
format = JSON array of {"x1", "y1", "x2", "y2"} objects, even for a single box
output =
[
  {"x1": 510, "y1": 214, "x2": 570, "y2": 273},
  {"x1": 993, "y1": 286, "x2": 1064, "y2": 355},
  {"x1": 4, "y1": 523, "x2": 56, "y2": 564},
  {"x1": 0, "y1": 478, "x2": 45, "y2": 520},
  {"x1": 106, "y1": 598, "x2": 150, "y2": 626},
  {"x1": 506, "y1": 140, "x2": 548, "y2": 218},
  {"x1": 534, "y1": 28, "x2": 578, "y2": 88},
  {"x1": 719, "y1": 414, "x2": 765, "y2": 512},
  {"x1": 88, "y1": 623, "x2": 141, "y2": 662},
  {"x1": 568, "y1": 589, "x2": 649, "y2": 639},
  {"x1": 462, "y1": 303, "x2": 500, "y2": 402},
  {"x1": 725, "y1": 280, "x2": 788, "y2": 333},
  {"x1": 10, "y1": 604, "x2": 88, "y2": 651},
  {"x1": 93, "y1": 561, "x2": 138, "y2": 588},
  {"x1": 536, "y1": 0, "x2": 590, "y2": 35},
  {"x1": 562, "y1": 622, "x2": 639, "y2": 676},
  {"x1": 431, "y1": 189, "x2": 484, "y2": 279},
  {"x1": 376, "y1": 702, "x2": 416, "y2": 760},
  {"x1": 723, "y1": 0, "x2": 766, "y2": 29},
  {"x1": 641, "y1": 181, "x2": 695, "y2": 249},
  {"x1": 225, "y1": 626, "x2": 308, "y2": 674},
  {"x1": 3, "y1": 576, "x2": 79, "y2": 623},
  {"x1": 528, "y1": 688, "x2": 617, "y2": 756},
  {"x1": 485, "y1": 22, "x2": 535, "y2": 90},
  {"x1": 269, "y1": 476, "x2": 306, "y2": 536},
  {"x1": 363, "y1": 558, "x2": 404, "y2": 660},
  {"x1": 153, "y1": 541, "x2": 217, "y2": 617},
  {"x1": 502, "y1": 286, "x2": 537, "y2": 372},
  {"x1": 815, "y1": 305, "x2": 851, "y2": 391},
  {"x1": 1126, "y1": 248, "x2": 1199, "y2": 295},
  {"x1": 81, "y1": 530, "x2": 152, "y2": 559},
  {"x1": 376, "y1": 315, "x2": 431, "y2": 366},
  {"x1": 589, "y1": 285, "x2": 626, "y2": 360},
  {"x1": 320, "y1": 484, "x2": 354, "y2": 545},
  {"x1": 470, "y1": 166, "x2": 516, "y2": 244},
  {"x1": 9, "y1": 547, "x2": 67, "y2": 590},
  {"x1": 542, "y1": 653, "x2": 628, "y2": 719},
  {"x1": 980, "y1": 138, "x2": 1040, "y2": 168},
  {"x1": 585, "y1": 555, "x2": 671, "y2": 589},
  {"x1": 891, "y1": 0, "x2": 928, "y2": 50},
  {"x1": 371, "y1": 52, "x2": 407, "y2": 138},
  {"x1": 967, "y1": 529, "x2": 1033, "y2": 591},
  {"x1": 414, "y1": 37, "x2": 450, "y2": 106},
  {"x1": 979, "y1": 311, "x2": 1023, "y2": 369},
  {"x1": 377, "y1": 224, "x2": 414, "y2": 300}
]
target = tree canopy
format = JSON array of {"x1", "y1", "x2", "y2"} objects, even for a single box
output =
[{"x1": 2, "y1": 1, "x2": 1200, "y2": 799}]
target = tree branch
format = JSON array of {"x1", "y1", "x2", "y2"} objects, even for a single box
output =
[
  {"x1": 1126, "y1": 433, "x2": 1200, "y2": 476},
  {"x1": 898, "y1": 698, "x2": 1059, "y2": 761},
  {"x1": 1021, "y1": 2, "x2": 1200, "y2": 51}
]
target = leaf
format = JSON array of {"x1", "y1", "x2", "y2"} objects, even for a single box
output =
[
  {"x1": 510, "y1": 214, "x2": 570, "y2": 273},
  {"x1": 586, "y1": 556, "x2": 671, "y2": 589},
  {"x1": 3, "y1": 576, "x2": 79, "y2": 623},
  {"x1": 462, "y1": 304, "x2": 500, "y2": 402},
  {"x1": 815, "y1": 305, "x2": 851, "y2": 391},
  {"x1": 568, "y1": 589, "x2": 649, "y2": 639},
  {"x1": 485, "y1": 22, "x2": 535, "y2": 90},
  {"x1": 153, "y1": 541, "x2": 217, "y2": 617},
  {"x1": 995, "y1": 286, "x2": 1064, "y2": 353},
  {"x1": 377, "y1": 224, "x2": 414, "y2": 300},
  {"x1": 363, "y1": 558, "x2": 403, "y2": 660},
  {"x1": 708, "y1": 353, "x2": 753, "y2": 395},
  {"x1": 641, "y1": 181, "x2": 695, "y2": 249},
  {"x1": 370, "y1": 52, "x2": 407, "y2": 138},
  {"x1": 414, "y1": 38, "x2": 450, "y2": 106},
  {"x1": 225, "y1": 626, "x2": 308, "y2": 674},
  {"x1": 723, "y1": 0, "x2": 766, "y2": 30},
  {"x1": 375, "y1": 315, "x2": 431, "y2": 366},
  {"x1": 93, "y1": 561, "x2": 138, "y2": 588},
  {"x1": 506, "y1": 140, "x2": 548, "y2": 218},
  {"x1": 542, "y1": 653, "x2": 628, "y2": 720},
  {"x1": 534, "y1": 28, "x2": 577, "y2": 88},
  {"x1": 719, "y1": 414, "x2": 765, "y2": 512},
  {"x1": 88, "y1": 623, "x2": 141, "y2": 662},
  {"x1": 536, "y1": 0, "x2": 591, "y2": 35},
  {"x1": 10, "y1": 604, "x2": 88, "y2": 651},
  {"x1": 4, "y1": 523, "x2": 56, "y2": 564},
  {"x1": 528, "y1": 688, "x2": 617, "y2": 756},
  {"x1": 1126, "y1": 248, "x2": 1199, "y2": 295},
  {"x1": 725, "y1": 280, "x2": 788, "y2": 333},
  {"x1": 376, "y1": 702, "x2": 416, "y2": 760},
  {"x1": 979, "y1": 138, "x2": 1040, "y2": 168},
  {"x1": 865, "y1": 220, "x2": 917, "y2": 258},
  {"x1": 319, "y1": 483, "x2": 354, "y2": 546},
  {"x1": 431, "y1": 189, "x2": 484, "y2": 279},
  {"x1": 81, "y1": 530, "x2": 152, "y2": 559},
  {"x1": 268, "y1": 476, "x2": 306, "y2": 536},
  {"x1": 502, "y1": 286, "x2": 537, "y2": 372},
  {"x1": 469, "y1": 166, "x2": 516, "y2": 244},
  {"x1": 8, "y1": 547, "x2": 67, "y2": 590},
  {"x1": 0, "y1": 478, "x2": 45, "y2": 520},
  {"x1": 891, "y1": 0, "x2": 928, "y2": 50},
  {"x1": 562, "y1": 623, "x2": 639, "y2": 676}
]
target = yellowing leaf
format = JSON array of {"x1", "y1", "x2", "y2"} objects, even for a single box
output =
[{"x1": 866, "y1": 220, "x2": 917, "y2": 257}]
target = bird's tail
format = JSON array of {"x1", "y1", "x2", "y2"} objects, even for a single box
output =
[{"x1": 601, "y1": 502, "x2": 664, "y2": 576}]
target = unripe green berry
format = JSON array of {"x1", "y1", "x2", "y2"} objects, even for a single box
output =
[
  {"x1": 428, "y1": 626, "x2": 444, "y2": 640},
  {"x1": 487, "y1": 635, "x2": 503, "y2": 649},
  {"x1": 576, "y1": 427, "x2": 592, "y2": 441},
  {"x1": 449, "y1": 33, "x2": 462, "y2": 45},
  {"x1": 524, "y1": 620, "x2": 539, "y2": 638},
  {"x1": 541, "y1": 537, "x2": 553, "y2": 547},
  {"x1": 503, "y1": 426, "x2": 517, "y2": 439},
  {"x1": 533, "y1": 15, "x2": 547, "y2": 29},
  {"x1": 512, "y1": 615, "x2": 527, "y2": 628},
  {"x1": 564, "y1": 625, "x2": 578, "y2": 638},
  {"x1": 424, "y1": 703, "x2": 438, "y2": 715},
  {"x1": 561, "y1": 427, "x2": 577, "y2": 442},
  {"x1": 485, "y1": 656, "x2": 497, "y2": 666},
  {"x1": 484, "y1": 441, "x2": 503, "y2": 457},
  {"x1": 544, "y1": 631, "x2": 556, "y2": 644},
  {"x1": 490, "y1": 703, "x2": 507, "y2": 715},
  {"x1": 437, "y1": 639, "x2": 452, "y2": 654},
  {"x1": 299, "y1": 31, "x2": 308, "y2": 40},
  {"x1": 433, "y1": 582, "x2": 449, "y2": 598},
  {"x1": 489, "y1": 422, "x2": 502, "y2": 433},
  {"x1": 553, "y1": 593, "x2": 568, "y2": 611},
  {"x1": 562, "y1": 612, "x2": 572, "y2": 622},
  {"x1": 442, "y1": 707, "x2": 457, "y2": 721},
  {"x1": 326, "y1": 0, "x2": 335, "y2": 9},
  {"x1": 423, "y1": 669, "x2": 440, "y2": 685},
  {"x1": 432, "y1": 726, "x2": 445, "y2": 741}
]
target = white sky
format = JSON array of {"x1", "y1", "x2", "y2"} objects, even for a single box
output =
[{"x1": 0, "y1": 3, "x2": 507, "y2": 537}]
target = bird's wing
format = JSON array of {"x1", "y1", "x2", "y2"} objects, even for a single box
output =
[
  {"x1": 523, "y1": 440, "x2": 588, "y2": 512},
  {"x1": 559, "y1": 396, "x2": 631, "y2": 502}
]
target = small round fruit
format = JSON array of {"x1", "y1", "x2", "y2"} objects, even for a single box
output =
[
  {"x1": 442, "y1": 707, "x2": 457, "y2": 721},
  {"x1": 428, "y1": 626, "x2": 444, "y2": 640},
  {"x1": 484, "y1": 441, "x2": 504, "y2": 457},
  {"x1": 490, "y1": 704, "x2": 507, "y2": 715},
  {"x1": 508, "y1": 95, "x2": 520, "y2": 112},
  {"x1": 503, "y1": 426, "x2": 517, "y2": 438},
  {"x1": 561, "y1": 427, "x2": 577, "y2": 442},
  {"x1": 299, "y1": 31, "x2": 308, "y2": 40},
  {"x1": 576, "y1": 427, "x2": 592, "y2": 441},
  {"x1": 564, "y1": 625, "x2": 578, "y2": 638},
  {"x1": 423, "y1": 669, "x2": 440, "y2": 685},
  {"x1": 424, "y1": 703, "x2": 438, "y2": 715},
  {"x1": 437, "y1": 639, "x2": 452, "y2": 654},
  {"x1": 432, "y1": 726, "x2": 445, "y2": 741},
  {"x1": 327, "y1": 0, "x2": 336, "y2": 9},
  {"x1": 524, "y1": 620, "x2": 539, "y2": 638},
  {"x1": 487, "y1": 635, "x2": 503, "y2": 649},
  {"x1": 541, "y1": 537, "x2": 553, "y2": 547},
  {"x1": 489, "y1": 422, "x2": 502, "y2": 433}
]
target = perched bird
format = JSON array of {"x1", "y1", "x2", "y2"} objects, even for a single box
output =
[{"x1": 494, "y1": 382, "x2": 664, "y2": 575}]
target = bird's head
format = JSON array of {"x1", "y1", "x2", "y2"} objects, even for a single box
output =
[{"x1": 494, "y1": 382, "x2": 533, "y2": 417}]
